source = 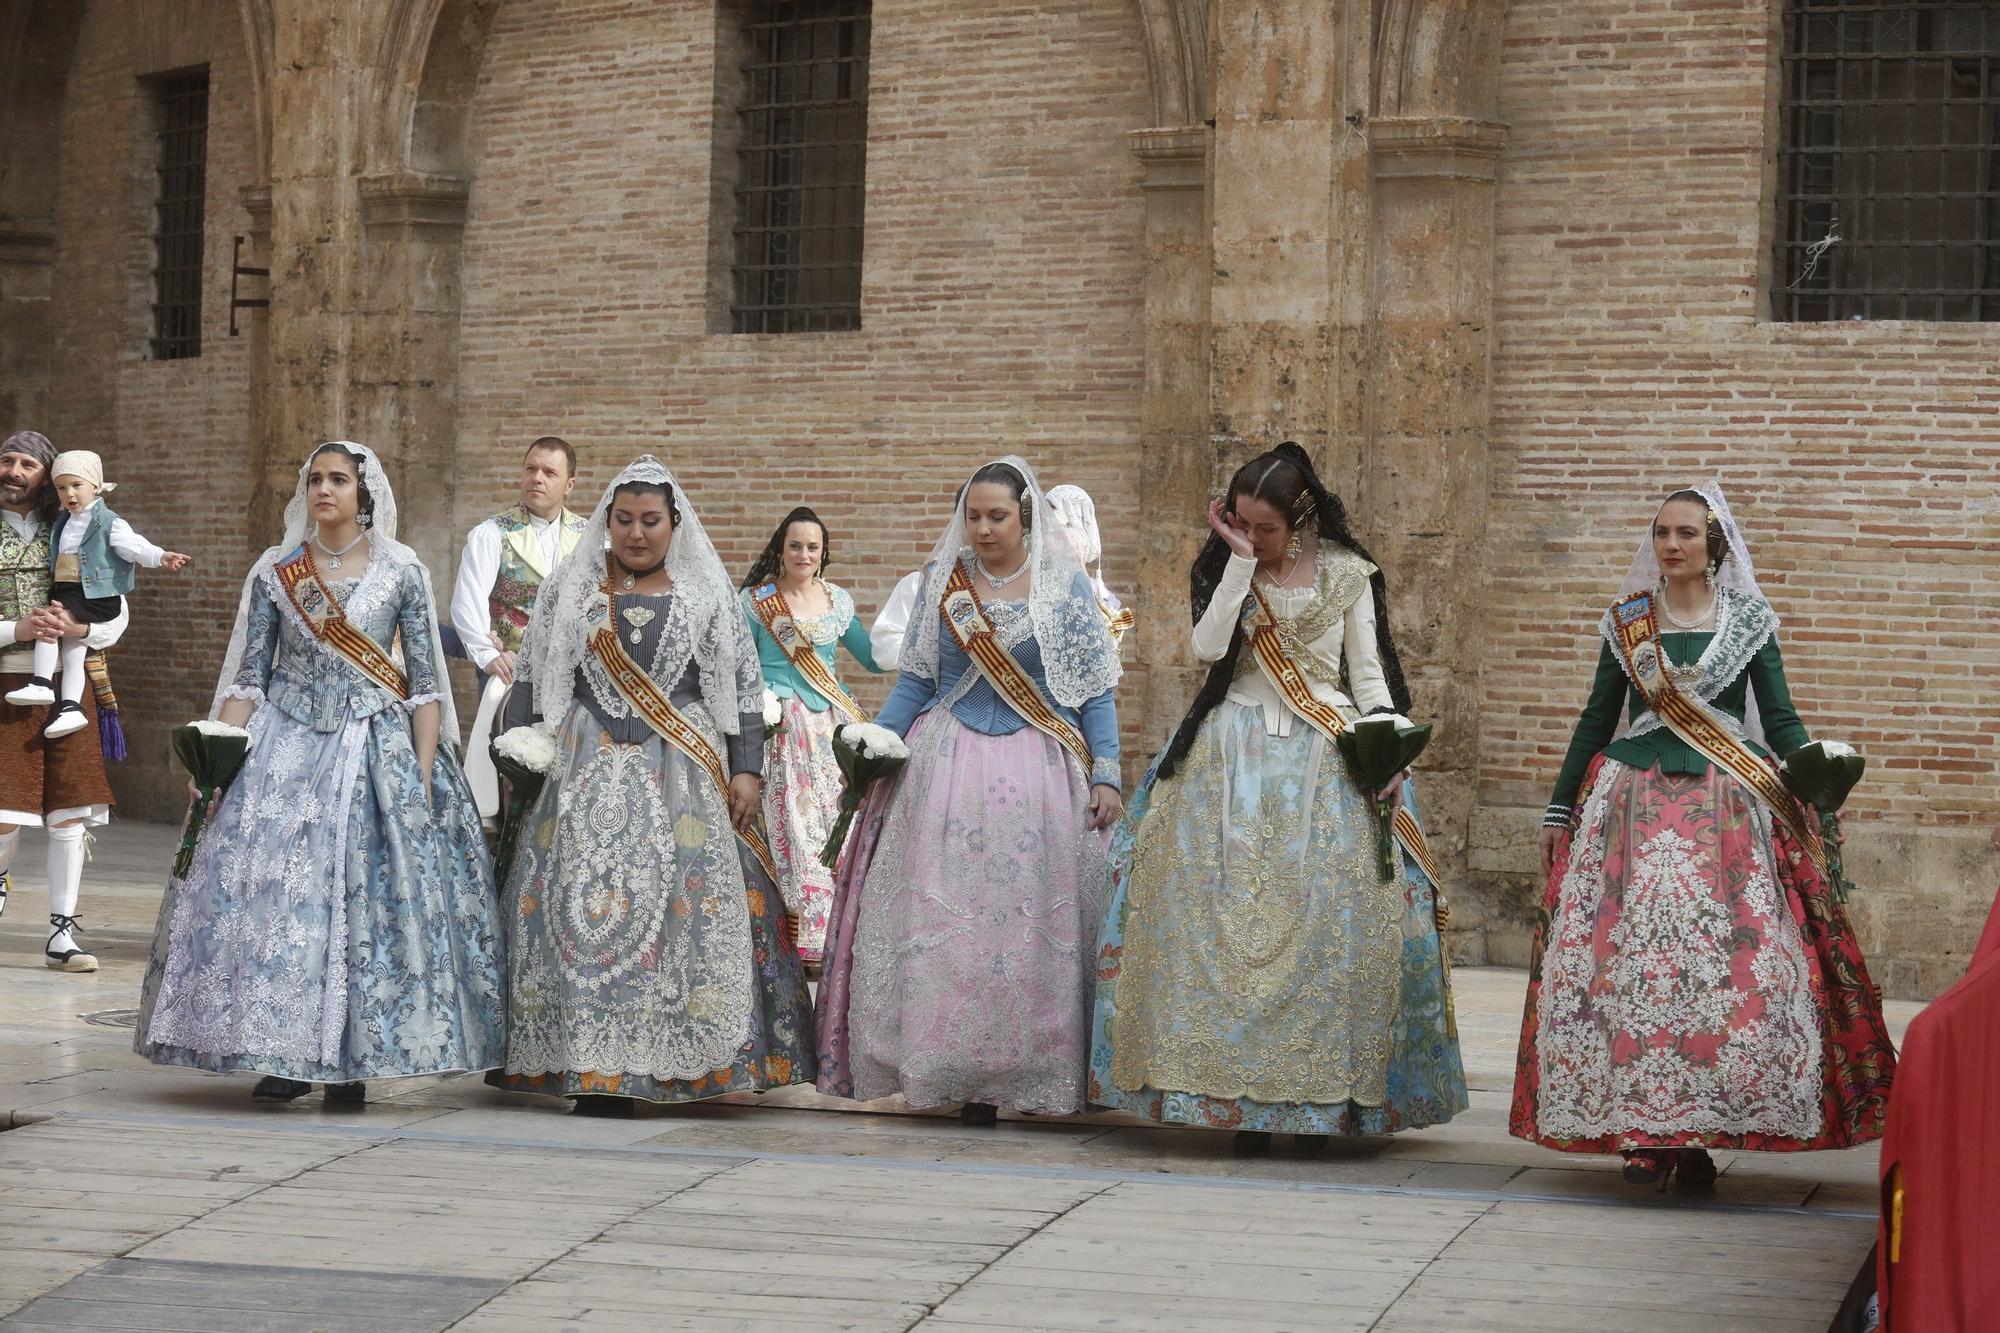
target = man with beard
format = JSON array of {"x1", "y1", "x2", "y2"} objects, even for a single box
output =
[{"x1": 0, "y1": 430, "x2": 126, "y2": 971}]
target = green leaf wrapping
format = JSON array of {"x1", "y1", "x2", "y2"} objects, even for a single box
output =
[
  {"x1": 169, "y1": 726, "x2": 253, "y2": 879},
  {"x1": 1780, "y1": 743, "x2": 1866, "y2": 814}
]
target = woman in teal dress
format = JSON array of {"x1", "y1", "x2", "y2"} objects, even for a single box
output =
[
  {"x1": 740, "y1": 507, "x2": 883, "y2": 962},
  {"x1": 1089, "y1": 443, "x2": 1465, "y2": 1150}
]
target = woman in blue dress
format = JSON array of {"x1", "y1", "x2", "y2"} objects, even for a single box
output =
[
  {"x1": 134, "y1": 441, "x2": 504, "y2": 1106},
  {"x1": 1088, "y1": 442, "x2": 1466, "y2": 1149}
]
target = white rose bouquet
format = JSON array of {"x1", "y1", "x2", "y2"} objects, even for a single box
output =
[
  {"x1": 170, "y1": 719, "x2": 253, "y2": 878},
  {"x1": 762, "y1": 688, "x2": 786, "y2": 743},
  {"x1": 818, "y1": 722, "x2": 912, "y2": 870},
  {"x1": 490, "y1": 724, "x2": 560, "y2": 891}
]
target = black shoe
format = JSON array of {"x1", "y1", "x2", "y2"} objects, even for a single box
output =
[
  {"x1": 252, "y1": 1076, "x2": 313, "y2": 1104},
  {"x1": 1294, "y1": 1133, "x2": 1330, "y2": 1153},
  {"x1": 323, "y1": 1081, "x2": 367, "y2": 1109},
  {"x1": 960, "y1": 1101, "x2": 998, "y2": 1126},
  {"x1": 571, "y1": 1095, "x2": 636, "y2": 1118},
  {"x1": 1233, "y1": 1130, "x2": 1273, "y2": 1154}
]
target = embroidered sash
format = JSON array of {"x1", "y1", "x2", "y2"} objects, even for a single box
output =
[
  {"x1": 749, "y1": 584, "x2": 866, "y2": 725},
  {"x1": 1607, "y1": 589, "x2": 1829, "y2": 877},
  {"x1": 939, "y1": 560, "x2": 1093, "y2": 773},
  {"x1": 274, "y1": 547, "x2": 409, "y2": 698},
  {"x1": 1243, "y1": 584, "x2": 1446, "y2": 890},
  {"x1": 1102, "y1": 602, "x2": 1135, "y2": 647},
  {"x1": 587, "y1": 585, "x2": 780, "y2": 883}
]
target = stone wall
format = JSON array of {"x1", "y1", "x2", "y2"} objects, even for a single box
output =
[{"x1": 1472, "y1": 0, "x2": 2000, "y2": 997}]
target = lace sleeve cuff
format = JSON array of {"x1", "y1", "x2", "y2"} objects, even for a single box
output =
[
  {"x1": 220, "y1": 684, "x2": 265, "y2": 706},
  {"x1": 1090, "y1": 756, "x2": 1122, "y2": 791},
  {"x1": 1543, "y1": 803, "x2": 1577, "y2": 830},
  {"x1": 402, "y1": 691, "x2": 446, "y2": 712}
]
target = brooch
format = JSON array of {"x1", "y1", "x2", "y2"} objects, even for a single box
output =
[{"x1": 620, "y1": 605, "x2": 657, "y2": 645}]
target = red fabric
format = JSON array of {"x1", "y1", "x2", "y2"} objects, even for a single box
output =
[
  {"x1": 1511, "y1": 754, "x2": 1896, "y2": 1153},
  {"x1": 1878, "y1": 885, "x2": 2000, "y2": 1333}
]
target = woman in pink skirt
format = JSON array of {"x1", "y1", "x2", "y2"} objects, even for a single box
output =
[{"x1": 814, "y1": 457, "x2": 1124, "y2": 1122}]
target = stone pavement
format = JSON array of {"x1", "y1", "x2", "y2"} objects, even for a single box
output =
[{"x1": 0, "y1": 823, "x2": 1915, "y2": 1332}]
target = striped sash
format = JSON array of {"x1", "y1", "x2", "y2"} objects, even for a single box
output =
[
  {"x1": 274, "y1": 547, "x2": 409, "y2": 699},
  {"x1": 1606, "y1": 590, "x2": 1828, "y2": 877},
  {"x1": 939, "y1": 560, "x2": 1093, "y2": 774},
  {"x1": 588, "y1": 585, "x2": 780, "y2": 883},
  {"x1": 1243, "y1": 585, "x2": 1447, "y2": 891},
  {"x1": 1102, "y1": 602, "x2": 1135, "y2": 647},
  {"x1": 748, "y1": 584, "x2": 867, "y2": 725}
]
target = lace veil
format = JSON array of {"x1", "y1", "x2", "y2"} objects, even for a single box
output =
[
  {"x1": 1047, "y1": 482, "x2": 1120, "y2": 610},
  {"x1": 519, "y1": 455, "x2": 755, "y2": 734},
  {"x1": 1608, "y1": 481, "x2": 1775, "y2": 745},
  {"x1": 210, "y1": 441, "x2": 457, "y2": 736},
  {"x1": 901, "y1": 456, "x2": 1122, "y2": 709}
]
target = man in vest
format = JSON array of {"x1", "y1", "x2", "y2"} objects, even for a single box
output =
[
  {"x1": 0, "y1": 431, "x2": 126, "y2": 972},
  {"x1": 451, "y1": 436, "x2": 585, "y2": 818}
]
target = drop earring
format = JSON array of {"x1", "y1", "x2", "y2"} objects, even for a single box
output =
[
  {"x1": 1703, "y1": 563, "x2": 1716, "y2": 591},
  {"x1": 1285, "y1": 529, "x2": 1303, "y2": 560}
]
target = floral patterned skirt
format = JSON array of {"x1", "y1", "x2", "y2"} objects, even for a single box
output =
[
  {"x1": 761, "y1": 696, "x2": 843, "y2": 962},
  {"x1": 1510, "y1": 755, "x2": 1896, "y2": 1153},
  {"x1": 816, "y1": 711, "x2": 1110, "y2": 1114},
  {"x1": 1087, "y1": 702, "x2": 1466, "y2": 1135},
  {"x1": 488, "y1": 704, "x2": 815, "y2": 1104}
]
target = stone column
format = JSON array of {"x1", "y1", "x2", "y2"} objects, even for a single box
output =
[
  {"x1": 1128, "y1": 126, "x2": 1212, "y2": 746},
  {"x1": 0, "y1": 219, "x2": 53, "y2": 428},
  {"x1": 1363, "y1": 115, "x2": 1507, "y2": 959}
]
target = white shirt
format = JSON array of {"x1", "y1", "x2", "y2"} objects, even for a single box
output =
[
  {"x1": 1190, "y1": 551, "x2": 1393, "y2": 736},
  {"x1": 56, "y1": 499, "x2": 167, "y2": 567},
  {"x1": 450, "y1": 510, "x2": 568, "y2": 671},
  {"x1": 869, "y1": 569, "x2": 927, "y2": 672},
  {"x1": 0, "y1": 507, "x2": 129, "y2": 671}
]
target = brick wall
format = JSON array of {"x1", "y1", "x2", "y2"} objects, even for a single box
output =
[
  {"x1": 1476, "y1": 0, "x2": 2000, "y2": 995},
  {"x1": 451, "y1": 0, "x2": 1153, "y2": 737},
  {"x1": 46, "y1": 1, "x2": 257, "y2": 820}
]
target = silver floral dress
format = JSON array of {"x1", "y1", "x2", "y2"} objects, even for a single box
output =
[{"x1": 134, "y1": 550, "x2": 505, "y2": 1082}]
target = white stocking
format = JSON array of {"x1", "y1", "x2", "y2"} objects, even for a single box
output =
[
  {"x1": 58, "y1": 637, "x2": 88, "y2": 704},
  {"x1": 29, "y1": 637, "x2": 57, "y2": 682},
  {"x1": 46, "y1": 824, "x2": 85, "y2": 953}
]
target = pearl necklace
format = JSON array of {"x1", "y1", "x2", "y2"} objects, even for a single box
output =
[
  {"x1": 977, "y1": 558, "x2": 1027, "y2": 591},
  {"x1": 1657, "y1": 581, "x2": 1716, "y2": 630},
  {"x1": 313, "y1": 530, "x2": 366, "y2": 572}
]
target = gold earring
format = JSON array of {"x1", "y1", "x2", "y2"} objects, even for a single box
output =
[{"x1": 1285, "y1": 529, "x2": 1303, "y2": 559}]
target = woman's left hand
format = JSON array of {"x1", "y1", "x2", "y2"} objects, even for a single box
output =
[
  {"x1": 1088, "y1": 783, "x2": 1124, "y2": 831},
  {"x1": 1375, "y1": 769, "x2": 1409, "y2": 813},
  {"x1": 728, "y1": 773, "x2": 762, "y2": 834}
]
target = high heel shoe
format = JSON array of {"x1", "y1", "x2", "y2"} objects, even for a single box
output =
[
  {"x1": 1620, "y1": 1148, "x2": 1677, "y2": 1191},
  {"x1": 1677, "y1": 1147, "x2": 1718, "y2": 1187},
  {"x1": 1233, "y1": 1130, "x2": 1272, "y2": 1154},
  {"x1": 960, "y1": 1101, "x2": 998, "y2": 1126}
]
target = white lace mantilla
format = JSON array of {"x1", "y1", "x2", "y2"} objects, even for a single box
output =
[{"x1": 1601, "y1": 586, "x2": 1776, "y2": 743}]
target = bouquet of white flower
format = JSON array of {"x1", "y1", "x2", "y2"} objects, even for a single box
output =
[
  {"x1": 818, "y1": 722, "x2": 912, "y2": 870},
  {"x1": 170, "y1": 719, "x2": 254, "y2": 878},
  {"x1": 1334, "y1": 713, "x2": 1432, "y2": 881},
  {"x1": 1782, "y1": 739, "x2": 1866, "y2": 901},
  {"x1": 761, "y1": 689, "x2": 786, "y2": 743},
  {"x1": 490, "y1": 724, "x2": 560, "y2": 891}
]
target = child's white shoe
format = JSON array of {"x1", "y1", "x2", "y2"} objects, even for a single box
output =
[
  {"x1": 43, "y1": 702, "x2": 87, "y2": 740},
  {"x1": 5, "y1": 677, "x2": 55, "y2": 707}
]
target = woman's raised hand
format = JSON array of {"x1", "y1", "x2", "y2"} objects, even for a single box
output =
[{"x1": 1207, "y1": 498, "x2": 1256, "y2": 560}]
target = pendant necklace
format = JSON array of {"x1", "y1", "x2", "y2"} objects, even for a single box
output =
[
  {"x1": 314, "y1": 530, "x2": 366, "y2": 572},
  {"x1": 977, "y1": 558, "x2": 1027, "y2": 592}
]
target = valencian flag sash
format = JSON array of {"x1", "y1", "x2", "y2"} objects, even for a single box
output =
[
  {"x1": 939, "y1": 560, "x2": 1093, "y2": 774},
  {"x1": 586, "y1": 580, "x2": 780, "y2": 883},
  {"x1": 1606, "y1": 589, "x2": 1829, "y2": 878},
  {"x1": 749, "y1": 583, "x2": 867, "y2": 725},
  {"x1": 275, "y1": 546, "x2": 410, "y2": 699},
  {"x1": 1242, "y1": 585, "x2": 1448, "y2": 893}
]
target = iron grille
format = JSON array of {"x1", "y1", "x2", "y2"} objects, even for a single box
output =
[
  {"x1": 1776, "y1": 2, "x2": 2000, "y2": 321},
  {"x1": 149, "y1": 68, "x2": 209, "y2": 359},
  {"x1": 731, "y1": 0, "x2": 870, "y2": 334}
]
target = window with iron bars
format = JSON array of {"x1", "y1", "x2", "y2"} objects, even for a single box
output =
[
  {"x1": 1775, "y1": 3, "x2": 2000, "y2": 321},
  {"x1": 147, "y1": 67, "x2": 209, "y2": 359},
  {"x1": 730, "y1": 0, "x2": 870, "y2": 334}
]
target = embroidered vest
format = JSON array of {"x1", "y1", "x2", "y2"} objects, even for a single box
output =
[
  {"x1": 486, "y1": 505, "x2": 585, "y2": 654},
  {"x1": 50, "y1": 503, "x2": 137, "y2": 598},
  {"x1": 0, "y1": 514, "x2": 52, "y2": 623}
]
